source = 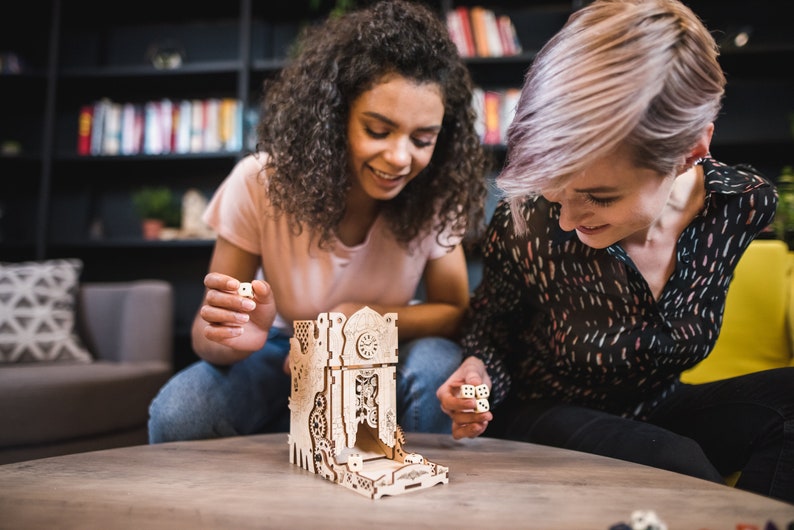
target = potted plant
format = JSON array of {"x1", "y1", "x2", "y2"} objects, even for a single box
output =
[{"x1": 131, "y1": 186, "x2": 178, "y2": 240}]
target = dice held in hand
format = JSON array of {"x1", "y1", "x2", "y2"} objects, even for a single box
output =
[
  {"x1": 461, "y1": 384, "x2": 490, "y2": 413},
  {"x1": 238, "y1": 282, "x2": 254, "y2": 299}
]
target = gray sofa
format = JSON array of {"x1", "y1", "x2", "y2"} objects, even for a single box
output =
[{"x1": 0, "y1": 280, "x2": 174, "y2": 464}]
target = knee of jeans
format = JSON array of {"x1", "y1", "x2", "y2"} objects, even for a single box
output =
[
  {"x1": 651, "y1": 436, "x2": 724, "y2": 483},
  {"x1": 147, "y1": 376, "x2": 214, "y2": 444},
  {"x1": 147, "y1": 391, "x2": 172, "y2": 444},
  {"x1": 147, "y1": 384, "x2": 188, "y2": 443},
  {"x1": 399, "y1": 337, "x2": 462, "y2": 380}
]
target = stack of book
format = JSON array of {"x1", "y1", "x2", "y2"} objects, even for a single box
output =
[
  {"x1": 446, "y1": 6, "x2": 522, "y2": 58},
  {"x1": 77, "y1": 97, "x2": 244, "y2": 156}
]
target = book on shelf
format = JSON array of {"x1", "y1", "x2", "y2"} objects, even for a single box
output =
[
  {"x1": 78, "y1": 97, "x2": 245, "y2": 156},
  {"x1": 497, "y1": 15, "x2": 522, "y2": 56},
  {"x1": 89, "y1": 98, "x2": 110, "y2": 156},
  {"x1": 159, "y1": 99, "x2": 173, "y2": 155},
  {"x1": 499, "y1": 88, "x2": 520, "y2": 144},
  {"x1": 472, "y1": 87, "x2": 521, "y2": 146},
  {"x1": 175, "y1": 100, "x2": 192, "y2": 154},
  {"x1": 120, "y1": 102, "x2": 144, "y2": 156},
  {"x1": 143, "y1": 101, "x2": 164, "y2": 155},
  {"x1": 189, "y1": 99, "x2": 204, "y2": 153},
  {"x1": 77, "y1": 105, "x2": 93, "y2": 156},
  {"x1": 170, "y1": 102, "x2": 180, "y2": 155},
  {"x1": 219, "y1": 97, "x2": 243, "y2": 152},
  {"x1": 446, "y1": 6, "x2": 522, "y2": 58},
  {"x1": 244, "y1": 107, "x2": 260, "y2": 152},
  {"x1": 482, "y1": 90, "x2": 501, "y2": 145},
  {"x1": 482, "y1": 8, "x2": 505, "y2": 57},
  {"x1": 202, "y1": 98, "x2": 221, "y2": 153},
  {"x1": 102, "y1": 101, "x2": 122, "y2": 156}
]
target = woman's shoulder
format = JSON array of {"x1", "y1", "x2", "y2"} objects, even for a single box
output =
[
  {"x1": 702, "y1": 157, "x2": 777, "y2": 231},
  {"x1": 210, "y1": 152, "x2": 274, "y2": 210},
  {"x1": 220, "y1": 152, "x2": 273, "y2": 194},
  {"x1": 229, "y1": 152, "x2": 270, "y2": 179},
  {"x1": 702, "y1": 158, "x2": 773, "y2": 195}
]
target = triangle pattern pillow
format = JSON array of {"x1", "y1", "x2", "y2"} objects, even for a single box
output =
[{"x1": 0, "y1": 258, "x2": 93, "y2": 363}]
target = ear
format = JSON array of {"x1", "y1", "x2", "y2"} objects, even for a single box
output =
[{"x1": 684, "y1": 123, "x2": 714, "y2": 167}]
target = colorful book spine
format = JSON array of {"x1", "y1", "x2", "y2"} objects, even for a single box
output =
[
  {"x1": 102, "y1": 101, "x2": 122, "y2": 155},
  {"x1": 482, "y1": 90, "x2": 501, "y2": 145},
  {"x1": 456, "y1": 7, "x2": 476, "y2": 58},
  {"x1": 176, "y1": 100, "x2": 192, "y2": 154},
  {"x1": 90, "y1": 99, "x2": 109, "y2": 156},
  {"x1": 470, "y1": 7, "x2": 491, "y2": 57},
  {"x1": 77, "y1": 105, "x2": 93, "y2": 156},
  {"x1": 190, "y1": 99, "x2": 204, "y2": 153}
]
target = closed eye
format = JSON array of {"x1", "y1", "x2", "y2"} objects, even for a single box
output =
[
  {"x1": 585, "y1": 195, "x2": 617, "y2": 207},
  {"x1": 365, "y1": 128, "x2": 437, "y2": 148},
  {"x1": 412, "y1": 136, "x2": 436, "y2": 148},
  {"x1": 365, "y1": 127, "x2": 388, "y2": 139}
]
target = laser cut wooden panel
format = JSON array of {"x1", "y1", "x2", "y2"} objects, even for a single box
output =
[{"x1": 287, "y1": 306, "x2": 449, "y2": 499}]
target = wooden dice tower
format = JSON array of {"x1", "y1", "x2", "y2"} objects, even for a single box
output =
[{"x1": 287, "y1": 307, "x2": 449, "y2": 499}]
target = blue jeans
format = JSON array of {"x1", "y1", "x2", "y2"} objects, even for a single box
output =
[{"x1": 148, "y1": 330, "x2": 461, "y2": 443}]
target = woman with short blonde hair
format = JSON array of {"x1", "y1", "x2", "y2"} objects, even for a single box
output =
[{"x1": 437, "y1": 0, "x2": 792, "y2": 503}]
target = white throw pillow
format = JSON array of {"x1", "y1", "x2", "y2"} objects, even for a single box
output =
[{"x1": 0, "y1": 259, "x2": 93, "y2": 363}]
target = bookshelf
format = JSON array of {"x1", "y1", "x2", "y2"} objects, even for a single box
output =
[
  {"x1": 0, "y1": 2, "x2": 55, "y2": 258},
  {"x1": 1, "y1": 0, "x2": 792, "y2": 370}
]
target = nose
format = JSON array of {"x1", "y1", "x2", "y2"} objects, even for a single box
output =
[
  {"x1": 383, "y1": 137, "x2": 412, "y2": 169},
  {"x1": 543, "y1": 190, "x2": 582, "y2": 232},
  {"x1": 557, "y1": 202, "x2": 580, "y2": 232}
]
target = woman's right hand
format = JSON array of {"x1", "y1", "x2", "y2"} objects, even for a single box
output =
[
  {"x1": 436, "y1": 355, "x2": 493, "y2": 439},
  {"x1": 197, "y1": 273, "x2": 277, "y2": 357}
]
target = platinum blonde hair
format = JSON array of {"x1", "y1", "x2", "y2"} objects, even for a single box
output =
[{"x1": 498, "y1": 0, "x2": 725, "y2": 233}]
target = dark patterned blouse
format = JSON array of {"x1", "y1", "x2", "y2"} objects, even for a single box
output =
[{"x1": 462, "y1": 158, "x2": 778, "y2": 420}]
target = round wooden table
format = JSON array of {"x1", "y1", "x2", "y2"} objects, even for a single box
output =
[{"x1": 0, "y1": 433, "x2": 791, "y2": 529}]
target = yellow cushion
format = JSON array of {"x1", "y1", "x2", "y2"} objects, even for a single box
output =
[{"x1": 681, "y1": 240, "x2": 794, "y2": 384}]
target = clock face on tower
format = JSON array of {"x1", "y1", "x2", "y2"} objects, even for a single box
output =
[{"x1": 356, "y1": 331, "x2": 379, "y2": 359}]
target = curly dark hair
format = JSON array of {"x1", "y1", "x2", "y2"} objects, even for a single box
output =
[{"x1": 257, "y1": 0, "x2": 488, "y2": 250}]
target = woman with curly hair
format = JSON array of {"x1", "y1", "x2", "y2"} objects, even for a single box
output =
[{"x1": 148, "y1": 0, "x2": 488, "y2": 442}]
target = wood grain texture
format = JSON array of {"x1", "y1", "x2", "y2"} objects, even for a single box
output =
[{"x1": 1, "y1": 433, "x2": 792, "y2": 529}]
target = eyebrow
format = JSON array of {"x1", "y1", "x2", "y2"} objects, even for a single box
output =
[{"x1": 362, "y1": 111, "x2": 442, "y2": 133}]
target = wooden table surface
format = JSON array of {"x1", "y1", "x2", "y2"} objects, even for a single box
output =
[{"x1": 0, "y1": 433, "x2": 791, "y2": 529}]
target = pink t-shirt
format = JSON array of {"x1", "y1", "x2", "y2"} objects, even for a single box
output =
[{"x1": 203, "y1": 154, "x2": 458, "y2": 332}]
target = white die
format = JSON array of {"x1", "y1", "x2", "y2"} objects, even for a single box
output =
[
  {"x1": 237, "y1": 282, "x2": 254, "y2": 299},
  {"x1": 347, "y1": 453, "x2": 363, "y2": 472},
  {"x1": 460, "y1": 384, "x2": 476, "y2": 398},
  {"x1": 630, "y1": 510, "x2": 667, "y2": 530},
  {"x1": 475, "y1": 384, "x2": 490, "y2": 399},
  {"x1": 475, "y1": 398, "x2": 490, "y2": 413},
  {"x1": 404, "y1": 453, "x2": 423, "y2": 464}
]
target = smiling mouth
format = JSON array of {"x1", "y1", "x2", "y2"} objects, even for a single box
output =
[
  {"x1": 578, "y1": 224, "x2": 607, "y2": 232},
  {"x1": 371, "y1": 167, "x2": 404, "y2": 181}
]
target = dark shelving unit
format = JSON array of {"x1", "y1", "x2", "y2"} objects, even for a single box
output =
[{"x1": 2, "y1": 0, "x2": 791, "y2": 371}]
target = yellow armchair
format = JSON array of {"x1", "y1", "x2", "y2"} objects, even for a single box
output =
[{"x1": 681, "y1": 239, "x2": 794, "y2": 384}]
